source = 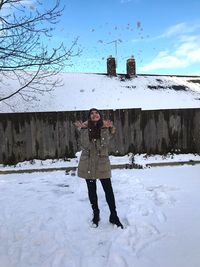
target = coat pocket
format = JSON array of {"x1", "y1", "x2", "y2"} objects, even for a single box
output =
[
  {"x1": 98, "y1": 156, "x2": 111, "y2": 172},
  {"x1": 78, "y1": 153, "x2": 90, "y2": 175}
]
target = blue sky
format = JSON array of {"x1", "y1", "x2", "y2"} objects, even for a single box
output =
[{"x1": 17, "y1": 0, "x2": 200, "y2": 75}]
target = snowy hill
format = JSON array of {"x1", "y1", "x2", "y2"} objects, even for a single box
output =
[{"x1": 1, "y1": 73, "x2": 200, "y2": 113}]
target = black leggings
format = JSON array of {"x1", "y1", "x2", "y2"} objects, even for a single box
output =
[{"x1": 85, "y1": 178, "x2": 116, "y2": 214}]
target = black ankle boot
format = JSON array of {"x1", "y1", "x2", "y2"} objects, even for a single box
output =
[
  {"x1": 109, "y1": 213, "x2": 123, "y2": 229},
  {"x1": 92, "y1": 209, "x2": 100, "y2": 227}
]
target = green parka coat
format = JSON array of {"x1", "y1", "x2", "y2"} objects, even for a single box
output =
[{"x1": 77, "y1": 127, "x2": 115, "y2": 179}]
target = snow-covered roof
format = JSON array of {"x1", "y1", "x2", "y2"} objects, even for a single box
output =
[{"x1": 1, "y1": 72, "x2": 200, "y2": 113}]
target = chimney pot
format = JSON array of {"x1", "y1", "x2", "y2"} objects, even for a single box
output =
[
  {"x1": 107, "y1": 56, "x2": 116, "y2": 76},
  {"x1": 126, "y1": 56, "x2": 136, "y2": 77}
]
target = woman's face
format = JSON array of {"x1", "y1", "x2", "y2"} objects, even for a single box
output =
[{"x1": 90, "y1": 110, "x2": 101, "y2": 122}]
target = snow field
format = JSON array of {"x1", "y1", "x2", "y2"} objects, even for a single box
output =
[{"x1": 0, "y1": 165, "x2": 200, "y2": 267}]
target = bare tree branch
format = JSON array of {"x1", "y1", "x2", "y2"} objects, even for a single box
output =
[{"x1": 0, "y1": 0, "x2": 81, "y2": 108}]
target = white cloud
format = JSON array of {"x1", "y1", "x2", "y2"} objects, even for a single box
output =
[
  {"x1": 120, "y1": 0, "x2": 132, "y2": 3},
  {"x1": 162, "y1": 23, "x2": 189, "y2": 37},
  {"x1": 120, "y1": 0, "x2": 140, "y2": 4},
  {"x1": 140, "y1": 35, "x2": 200, "y2": 72},
  {"x1": 175, "y1": 40, "x2": 198, "y2": 57},
  {"x1": 131, "y1": 38, "x2": 141, "y2": 43},
  {"x1": 145, "y1": 22, "x2": 200, "y2": 43},
  {"x1": 159, "y1": 22, "x2": 200, "y2": 38},
  {"x1": 140, "y1": 51, "x2": 187, "y2": 72},
  {"x1": 187, "y1": 48, "x2": 200, "y2": 63},
  {"x1": 140, "y1": 21, "x2": 200, "y2": 72},
  {"x1": 174, "y1": 35, "x2": 200, "y2": 64}
]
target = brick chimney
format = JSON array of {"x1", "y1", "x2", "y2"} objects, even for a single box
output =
[
  {"x1": 107, "y1": 55, "x2": 116, "y2": 76},
  {"x1": 126, "y1": 56, "x2": 136, "y2": 77}
]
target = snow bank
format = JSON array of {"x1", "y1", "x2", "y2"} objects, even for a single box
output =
[{"x1": 1, "y1": 153, "x2": 200, "y2": 172}]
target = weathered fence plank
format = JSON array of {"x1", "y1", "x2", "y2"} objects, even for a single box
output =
[{"x1": 0, "y1": 108, "x2": 200, "y2": 164}]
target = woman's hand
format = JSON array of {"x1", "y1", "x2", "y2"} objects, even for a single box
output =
[
  {"x1": 103, "y1": 120, "x2": 113, "y2": 128},
  {"x1": 73, "y1": 120, "x2": 88, "y2": 129}
]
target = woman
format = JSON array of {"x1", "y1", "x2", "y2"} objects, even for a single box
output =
[{"x1": 74, "y1": 108, "x2": 123, "y2": 228}]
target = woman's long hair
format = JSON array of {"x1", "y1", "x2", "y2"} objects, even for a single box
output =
[{"x1": 87, "y1": 108, "x2": 103, "y2": 140}]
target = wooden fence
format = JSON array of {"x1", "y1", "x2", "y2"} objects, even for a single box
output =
[{"x1": 0, "y1": 108, "x2": 200, "y2": 164}]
